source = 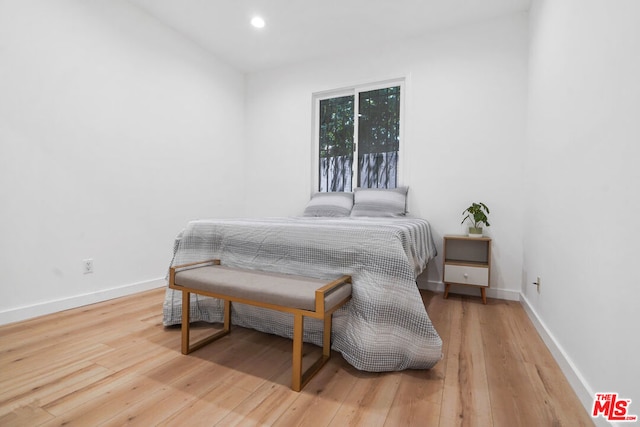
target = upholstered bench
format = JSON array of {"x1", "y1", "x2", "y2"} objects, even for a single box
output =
[{"x1": 168, "y1": 259, "x2": 352, "y2": 391}]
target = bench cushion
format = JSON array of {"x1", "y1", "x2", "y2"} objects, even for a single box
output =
[{"x1": 174, "y1": 266, "x2": 351, "y2": 312}]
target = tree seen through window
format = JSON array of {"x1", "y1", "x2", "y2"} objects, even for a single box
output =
[{"x1": 318, "y1": 85, "x2": 400, "y2": 192}]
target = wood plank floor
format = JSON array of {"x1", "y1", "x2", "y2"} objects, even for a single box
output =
[{"x1": 0, "y1": 288, "x2": 594, "y2": 426}]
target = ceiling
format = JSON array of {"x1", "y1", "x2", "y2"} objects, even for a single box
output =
[{"x1": 127, "y1": 0, "x2": 530, "y2": 73}]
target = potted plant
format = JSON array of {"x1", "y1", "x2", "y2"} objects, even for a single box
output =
[{"x1": 461, "y1": 202, "x2": 490, "y2": 237}]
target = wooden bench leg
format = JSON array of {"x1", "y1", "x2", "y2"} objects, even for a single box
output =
[
  {"x1": 292, "y1": 313, "x2": 304, "y2": 392},
  {"x1": 291, "y1": 313, "x2": 333, "y2": 392},
  {"x1": 181, "y1": 290, "x2": 190, "y2": 354},
  {"x1": 323, "y1": 314, "x2": 332, "y2": 359},
  {"x1": 180, "y1": 291, "x2": 231, "y2": 355}
]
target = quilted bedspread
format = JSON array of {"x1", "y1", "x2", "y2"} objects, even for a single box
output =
[{"x1": 163, "y1": 216, "x2": 442, "y2": 371}]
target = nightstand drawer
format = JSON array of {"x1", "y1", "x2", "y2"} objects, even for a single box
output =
[{"x1": 444, "y1": 264, "x2": 489, "y2": 287}]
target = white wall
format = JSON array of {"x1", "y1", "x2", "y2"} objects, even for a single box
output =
[
  {"x1": 524, "y1": 0, "x2": 640, "y2": 412},
  {"x1": 244, "y1": 14, "x2": 529, "y2": 297},
  {"x1": 0, "y1": 0, "x2": 246, "y2": 323}
]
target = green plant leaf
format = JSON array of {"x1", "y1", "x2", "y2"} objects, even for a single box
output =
[{"x1": 461, "y1": 202, "x2": 490, "y2": 228}]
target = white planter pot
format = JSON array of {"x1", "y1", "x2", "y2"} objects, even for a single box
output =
[{"x1": 468, "y1": 227, "x2": 483, "y2": 238}]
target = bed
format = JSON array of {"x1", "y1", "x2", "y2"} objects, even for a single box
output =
[{"x1": 163, "y1": 215, "x2": 443, "y2": 372}]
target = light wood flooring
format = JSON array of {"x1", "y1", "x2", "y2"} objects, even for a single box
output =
[{"x1": 0, "y1": 288, "x2": 594, "y2": 426}]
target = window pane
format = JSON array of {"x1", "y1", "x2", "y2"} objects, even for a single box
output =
[
  {"x1": 358, "y1": 86, "x2": 400, "y2": 189},
  {"x1": 319, "y1": 95, "x2": 354, "y2": 192}
]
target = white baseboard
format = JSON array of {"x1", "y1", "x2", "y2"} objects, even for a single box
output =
[
  {"x1": 0, "y1": 278, "x2": 166, "y2": 326},
  {"x1": 419, "y1": 280, "x2": 520, "y2": 301},
  {"x1": 518, "y1": 293, "x2": 608, "y2": 426}
]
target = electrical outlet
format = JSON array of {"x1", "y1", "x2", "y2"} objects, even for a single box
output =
[{"x1": 83, "y1": 259, "x2": 94, "y2": 274}]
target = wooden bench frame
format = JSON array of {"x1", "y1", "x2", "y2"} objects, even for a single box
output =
[{"x1": 168, "y1": 259, "x2": 352, "y2": 392}]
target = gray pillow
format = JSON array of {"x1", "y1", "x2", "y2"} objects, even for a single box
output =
[
  {"x1": 350, "y1": 187, "x2": 409, "y2": 217},
  {"x1": 303, "y1": 192, "x2": 354, "y2": 217}
]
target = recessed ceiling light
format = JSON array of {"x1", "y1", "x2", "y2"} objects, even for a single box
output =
[{"x1": 251, "y1": 16, "x2": 265, "y2": 29}]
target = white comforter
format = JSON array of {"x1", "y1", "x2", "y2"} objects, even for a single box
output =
[{"x1": 163, "y1": 216, "x2": 442, "y2": 371}]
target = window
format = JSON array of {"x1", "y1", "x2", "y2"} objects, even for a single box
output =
[{"x1": 315, "y1": 81, "x2": 403, "y2": 192}]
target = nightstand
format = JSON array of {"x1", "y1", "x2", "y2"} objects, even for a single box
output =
[{"x1": 443, "y1": 235, "x2": 491, "y2": 304}]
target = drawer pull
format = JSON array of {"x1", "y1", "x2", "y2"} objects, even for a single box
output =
[{"x1": 463, "y1": 273, "x2": 468, "y2": 278}]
